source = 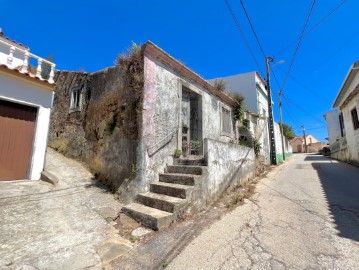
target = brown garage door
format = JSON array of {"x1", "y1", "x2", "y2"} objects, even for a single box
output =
[{"x1": 0, "y1": 99, "x2": 37, "y2": 180}]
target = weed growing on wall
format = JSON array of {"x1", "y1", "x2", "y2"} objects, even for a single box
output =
[
  {"x1": 213, "y1": 79, "x2": 227, "y2": 92},
  {"x1": 116, "y1": 41, "x2": 144, "y2": 104}
]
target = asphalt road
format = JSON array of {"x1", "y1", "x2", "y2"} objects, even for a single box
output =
[{"x1": 168, "y1": 154, "x2": 359, "y2": 270}]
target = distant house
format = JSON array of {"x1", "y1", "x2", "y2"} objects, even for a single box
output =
[
  {"x1": 329, "y1": 60, "x2": 359, "y2": 165},
  {"x1": 0, "y1": 30, "x2": 56, "y2": 180},
  {"x1": 209, "y1": 71, "x2": 292, "y2": 164},
  {"x1": 290, "y1": 134, "x2": 324, "y2": 153}
]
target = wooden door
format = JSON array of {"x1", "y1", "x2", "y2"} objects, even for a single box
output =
[{"x1": 0, "y1": 99, "x2": 37, "y2": 180}]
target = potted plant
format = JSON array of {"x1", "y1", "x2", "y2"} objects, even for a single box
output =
[{"x1": 190, "y1": 140, "x2": 202, "y2": 155}]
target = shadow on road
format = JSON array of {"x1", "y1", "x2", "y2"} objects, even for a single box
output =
[{"x1": 308, "y1": 155, "x2": 359, "y2": 242}]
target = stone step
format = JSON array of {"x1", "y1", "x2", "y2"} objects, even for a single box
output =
[
  {"x1": 122, "y1": 203, "x2": 173, "y2": 230},
  {"x1": 167, "y1": 165, "x2": 204, "y2": 175},
  {"x1": 159, "y1": 173, "x2": 199, "y2": 186},
  {"x1": 174, "y1": 158, "x2": 207, "y2": 166},
  {"x1": 136, "y1": 192, "x2": 186, "y2": 213},
  {"x1": 150, "y1": 182, "x2": 193, "y2": 199}
]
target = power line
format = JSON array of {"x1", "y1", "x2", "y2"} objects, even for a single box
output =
[
  {"x1": 282, "y1": 100, "x2": 301, "y2": 128},
  {"x1": 276, "y1": 66, "x2": 332, "y2": 102},
  {"x1": 239, "y1": 0, "x2": 266, "y2": 58},
  {"x1": 276, "y1": 0, "x2": 348, "y2": 56},
  {"x1": 282, "y1": 94, "x2": 325, "y2": 124},
  {"x1": 280, "y1": 0, "x2": 316, "y2": 93},
  {"x1": 223, "y1": 0, "x2": 263, "y2": 74}
]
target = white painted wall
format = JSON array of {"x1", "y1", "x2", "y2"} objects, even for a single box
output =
[
  {"x1": 209, "y1": 72, "x2": 259, "y2": 114},
  {"x1": 203, "y1": 138, "x2": 255, "y2": 203},
  {"x1": 324, "y1": 109, "x2": 341, "y2": 146},
  {"x1": 0, "y1": 71, "x2": 53, "y2": 180}
]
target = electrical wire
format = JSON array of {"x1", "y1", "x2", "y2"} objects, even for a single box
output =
[
  {"x1": 224, "y1": 0, "x2": 264, "y2": 74},
  {"x1": 276, "y1": 0, "x2": 348, "y2": 56},
  {"x1": 280, "y1": 0, "x2": 316, "y2": 94},
  {"x1": 282, "y1": 94, "x2": 325, "y2": 124},
  {"x1": 282, "y1": 100, "x2": 301, "y2": 128},
  {"x1": 275, "y1": 66, "x2": 332, "y2": 102},
  {"x1": 239, "y1": 0, "x2": 266, "y2": 58}
]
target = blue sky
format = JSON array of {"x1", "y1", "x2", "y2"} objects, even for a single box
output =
[{"x1": 1, "y1": 0, "x2": 358, "y2": 141}]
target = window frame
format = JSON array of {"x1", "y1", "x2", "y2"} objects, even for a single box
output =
[
  {"x1": 69, "y1": 86, "x2": 82, "y2": 112},
  {"x1": 350, "y1": 107, "x2": 359, "y2": 130},
  {"x1": 220, "y1": 105, "x2": 232, "y2": 136}
]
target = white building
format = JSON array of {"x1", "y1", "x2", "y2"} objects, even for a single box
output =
[
  {"x1": 0, "y1": 30, "x2": 56, "y2": 180},
  {"x1": 329, "y1": 60, "x2": 359, "y2": 165},
  {"x1": 209, "y1": 71, "x2": 293, "y2": 164},
  {"x1": 323, "y1": 109, "x2": 342, "y2": 146}
]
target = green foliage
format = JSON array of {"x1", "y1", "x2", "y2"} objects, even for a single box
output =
[
  {"x1": 174, "y1": 149, "x2": 182, "y2": 158},
  {"x1": 213, "y1": 79, "x2": 227, "y2": 92},
  {"x1": 41, "y1": 54, "x2": 54, "y2": 79},
  {"x1": 253, "y1": 138, "x2": 262, "y2": 156},
  {"x1": 190, "y1": 140, "x2": 202, "y2": 150},
  {"x1": 231, "y1": 93, "x2": 246, "y2": 124},
  {"x1": 105, "y1": 115, "x2": 117, "y2": 134},
  {"x1": 131, "y1": 163, "x2": 137, "y2": 179},
  {"x1": 280, "y1": 123, "x2": 295, "y2": 140},
  {"x1": 116, "y1": 42, "x2": 144, "y2": 103},
  {"x1": 129, "y1": 235, "x2": 137, "y2": 243},
  {"x1": 238, "y1": 130, "x2": 262, "y2": 157}
]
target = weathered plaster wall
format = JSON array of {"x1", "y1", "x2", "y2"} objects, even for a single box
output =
[
  {"x1": 141, "y1": 54, "x2": 236, "y2": 192},
  {"x1": 50, "y1": 66, "x2": 141, "y2": 192},
  {"x1": 203, "y1": 138, "x2": 256, "y2": 203},
  {"x1": 341, "y1": 94, "x2": 359, "y2": 165}
]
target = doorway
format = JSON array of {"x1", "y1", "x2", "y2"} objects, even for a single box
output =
[{"x1": 181, "y1": 87, "x2": 202, "y2": 156}]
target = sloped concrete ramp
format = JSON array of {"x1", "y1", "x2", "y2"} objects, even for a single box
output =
[{"x1": 0, "y1": 148, "x2": 131, "y2": 270}]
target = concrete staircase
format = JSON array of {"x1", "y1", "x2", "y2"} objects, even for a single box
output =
[{"x1": 122, "y1": 158, "x2": 207, "y2": 230}]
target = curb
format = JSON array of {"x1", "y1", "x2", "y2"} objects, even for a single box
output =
[{"x1": 40, "y1": 171, "x2": 59, "y2": 186}]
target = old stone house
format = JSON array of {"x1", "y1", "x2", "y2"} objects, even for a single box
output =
[
  {"x1": 50, "y1": 41, "x2": 257, "y2": 228},
  {"x1": 0, "y1": 30, "x2": 55, "y2": 180}
]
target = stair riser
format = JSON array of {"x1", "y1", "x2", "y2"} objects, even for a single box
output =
[
  {"x1": 150, "y1": 183, "x2": 191, "y2": 199},
  {"x1": 136, "y1": 194, "x2": 181, "y2": 213},
  {"x1": 167, "y1": 166, "x2": 203, "y2": 175},
  {"x1": 159, "y1": 174, "x2": 197, "y2": 185},
  {"x1": 174, "y1": 159, "x2": 207, "y2": 166},
  {"x1": 122, "y1": 207, "x2": 173, "y2": 230}
]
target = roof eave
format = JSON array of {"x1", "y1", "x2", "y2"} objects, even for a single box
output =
[
  {"x1": 333, "y1": 60, "x2": 359, "y2": 108},
  {"x1": 142, "y1": 41, "x2": 236, "y2": 107}
]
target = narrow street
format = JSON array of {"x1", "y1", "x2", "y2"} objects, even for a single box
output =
[{"x1": 168, "y1": 154, "x2": 359, "y2": 270}]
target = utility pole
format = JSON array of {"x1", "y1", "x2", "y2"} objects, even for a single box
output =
[
  {"x1": 301, "y1": 125, "x2": 308, "y2": 153},
  {"x1": 265, "y1": 56, "x2": 277, "y2": 165},
  {"x1": 278, "y1": 92, "x2": 286, "y2": 161}
]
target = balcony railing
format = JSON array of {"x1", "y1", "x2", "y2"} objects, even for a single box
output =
[{"x1": 0, "y1": 38, "x2": 56, "y2": 84}]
